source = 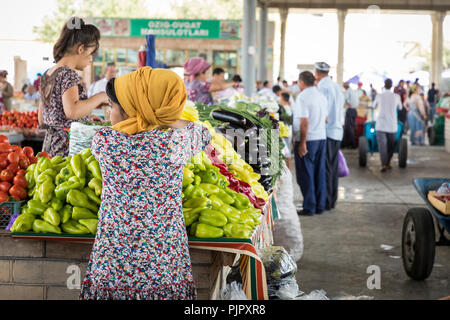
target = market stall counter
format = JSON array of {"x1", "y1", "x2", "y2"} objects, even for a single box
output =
[{"x1": 1, "y1": 194, "x2": 277, "y2": 300}]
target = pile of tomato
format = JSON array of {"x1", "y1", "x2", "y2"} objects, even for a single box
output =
[
  {"x1": 0, "y1": 135, "x2": 46, "y2": 204},
  {"x1": 0, "y1": 110, "x2": 39, "y2": 129}
]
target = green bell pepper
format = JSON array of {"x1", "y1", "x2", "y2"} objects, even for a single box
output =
[
  {"x1": 32, "y1": 219, "x2": 61, "y2": 234},
  {"x1": 185, "y1": 185, "x2": 207, "y2": 200},
  {"x1": 37, "y1": 157, "x2": 52, "y2": 173},
  {"x1": 50, "y1": 156, "x2": 63, "y2": 165},
  {"x1": 186, "y1": 162, "x2": 195, "y2": 171},
  {"x1": 230, "y1": 191, "x2": 251, "y2": 210},
  {"x1": 72, "y1": 207, "x2": 97, "y2": 220},
  {"x1": 10, "y1": 213, "x2": 35, "y2": 233},
  {"x1": 80, "y1": 148, "x2": 92, "y2": 161},
  {"x1": 197, "y1": 169, "x2": 219, "y2": 185},
  {"x1": 223, "y1": 223, "x2": 253, "y2": 238},
  {"x1": 182, "y1": 168, "x2": 195, "y2": 188},
  {"x1": 68, "y1": 175, "x2": 86, "y2": 188},
  {"x1": 70, "y1": 154, "x2": 85, "y2": 179},
  {"x1": 190, "y1": 153, "x2": 206, "y2": 172},
  {"x1": 183, "y1": 184, "x2": 195, "y2": 199},
  {"x1": 242, "y1": 208, "x2": 262, "y2": 220},
  {"x1": 50, "y1": 197, "x2": 63, "y2": 211},
  {"x1": 183, "y1": 209, "x2": 200, "y2": 227},
  {"x1": 59, "y1": 165, "x2": 74, "y2": 179},
  {"x1": 59, "y1": 204, "x2": 72, "y2": 224},
  {"x1": 61, "y1": 219, "x2": 90, "y2": 234},
  {"x1": 198, "y1": 183, "x2": 221, "y2": 195},
  {"x1": 54, "y1": 180, "x2": 82, "y2": 200},
  {"x1": 38, "y1": 179, "x2": 55, "y2": 203},
  {"x1": 37, "y1": 168, "x2": 57, "y2": 183},
  {"x1": 88, "y1": 178, "x2": 102, "y2": 197},
  {"x1": 78, "y1": 218, "x2": 98, "y2": 234},
  {"x1": 85, "y1": 155, "x2": 95, "y2": 164},
  {"x1": 195, "y1": 223, "x2": 223, "y2": 238},
  {"x1": 54, "y1": 173, "x2": 65, "y2": 185},
  {"x1": 87, "y1": 161, "x2": 102, "y2": 180},
  {"x1": 189, "y1": 222, "x2": 199, "y2": 236},
  {"x1": 27, "y1": 188, "x2": 35, "y2": 198},
  {"x1": 25, "y1": 165, "x2": 36, "y2": 188},
  {"x1": 238, "y1": 213, "x2": 255, "y2": 228},
  {"x1": 208, "y1": 194, "x2": 224, "y2": 209},
  {"x1": 216, "y1": 173, "x2": 230, "y2": 189},
  {"x1": 52, "y1": 159, "x2": 69, "y2": 173},
  {"x1": 217, "y1": 204, "x2": 241, "y2": 224},
  {"x1": 27, "y1": 199, "x2": 48, "y2": 216},
  {"x1": 217, "y1": 189, "x2": 235, "y2": 205},
  {"x1": 199, "y1": 209, "x2": 228, "y2": 227},
  {"x1": 66, "y1": 189, "x2": 98, "y2": 212},
  {"x1": 43, "y1": 207, "x2": 61, "y2": 227},
  {"x1": 83, "y1": 187, "x2": 101, "y2": 205},
  {"x1": 194, "y1": 175, "x2": 201, "y2": 186},
  {"x1": 183, "y1": 197, "x2": 211, "y2": 209}
]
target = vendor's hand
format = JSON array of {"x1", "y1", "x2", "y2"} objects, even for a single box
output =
[
  {"x1": 90, "y1": 114, "x2": 104, "y2": 123},
  {"x1": 298, "y1": 143, "x2": 308, "y2": 157}
]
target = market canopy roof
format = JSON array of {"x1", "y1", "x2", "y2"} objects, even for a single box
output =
[{"x1": 257, "y1": 0, "x2": 450, "y2": 11}]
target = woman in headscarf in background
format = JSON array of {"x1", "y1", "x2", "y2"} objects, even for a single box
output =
[
  {"x1": 184, "y1": 57, "x2": 237, "y2": 105},
  {"x1": 80, "y1": 67, "x2": 211, "y2": 300},
  {"x1": 406, "y1": 84, "x2": 427, "y2": 146}
]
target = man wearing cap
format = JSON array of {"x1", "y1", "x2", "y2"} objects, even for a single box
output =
[
  {"x1": 293, "y1": 71, "x2": 328, "y2": 216},
  {"x1": 314, "y1": 62, "x2": 345, "y2": 211}
]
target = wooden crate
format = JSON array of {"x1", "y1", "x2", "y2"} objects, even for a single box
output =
[{"x1": 427, "y1": 191, "x2": 450, "y2": 215}]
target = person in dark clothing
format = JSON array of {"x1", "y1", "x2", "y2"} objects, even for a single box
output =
[
  {"x1": 394, "y1": 80, "x2": 408, "y2": 132},
  {"x1": 427, "y1": 82, "x2": 439, "y2": 122}
]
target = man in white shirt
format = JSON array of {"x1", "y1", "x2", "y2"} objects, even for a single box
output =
[
  {"x1": 315, "y1": 62, "x2": 345, "y2": 211},
  {"x1": 293, "y1": 71, "x2": 328, "y2": 216},
  {"x1": 88, "y1": 62, "x2": 117, "y2": 98},
  {"x1": 373, "y1": 78, "x2": 403, "y2": 172}
]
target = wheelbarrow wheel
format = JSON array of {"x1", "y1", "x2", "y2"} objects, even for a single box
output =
[
  {"x1": 401, "y1": 208, "x2": 435, "y2": 280},
  {"x1": 398, "y1": 138, "x2": 407, "y2": 168},
  {"x1": 359, "y1": 136, "x2": 367, "y2": 167}
]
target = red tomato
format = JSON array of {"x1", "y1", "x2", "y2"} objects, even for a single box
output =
[
  {"x1": 0, "y1": 143, "x2": 13, "y2": 154},
  {"x1": 22, "y1": 146, "x2": 34, "y2": 159},
  {"x1": 0, "y1": 135, "x2": 9, "y2": 144},
  {"x1": 0, "y1": 182, "x2": 11, "y2": 193},
  {"x1": 18, "y1": 154, "x2": 30, "y2": 169},
  {"x1": 9, "y1": 185, "x2": 27, "y2": 201},
  {"x1": 37, "y1": 152, "x2": 51, "y2": 159},
  {"x1": 29, "y1": 156, "x2": 38, "y2": 164},
  {"x1": 10, "y1": 145, "x2": 23, "y2": 154},
  {"x1": 0, "y1": 191, "x2": 9, "y2": 204},
  {"x1": 0, "y1": 157, "x2": 7, "y2": 170},
  {"x1": 13, "y1": 175, "x2": 27, "y2": 188},
  {"x1": 16, "y1": 169, "x2": 26, "y2": 176},
  {"x1": 0, "y1": 169, "x2": 14, "y2": 182},
  {"x1": 6, "y1": 163, "x2": 19, "y2": 175},
  {"x1": 7, "y1": 152, "x2": 20, "y2": 164}
]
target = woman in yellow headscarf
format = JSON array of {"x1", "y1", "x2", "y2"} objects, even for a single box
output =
[{"x1": 80, "y1": 67, "x2": 211, "y2": 300}]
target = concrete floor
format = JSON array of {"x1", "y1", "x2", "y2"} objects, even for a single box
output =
[{"x1": 291, "y1": 144, "x2": 450, "y2": 300}]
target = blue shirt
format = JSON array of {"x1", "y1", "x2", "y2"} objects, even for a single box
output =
[
  {"x1": 317, "y1": 76, "x2": 344, "y2": 141},
  {"x1": 293, "y1": 86, "x2": 328, "y2": 142}
]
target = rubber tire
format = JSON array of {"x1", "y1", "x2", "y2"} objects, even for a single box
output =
[
  {"x1": 428, "y1": 127, "x2": 436, "y2": 145},
  {"x1": 398, "y1": 138, "x2": 407, "y2": 168},
  {"x1": 359, "y1": 136, "x2": 367, "y2": 167},
  {"x1": 401, "y1": 208, "x2": 435, "y2": 281}
]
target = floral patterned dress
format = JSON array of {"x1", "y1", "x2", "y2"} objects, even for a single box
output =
[
  {"x1": 80, "y1": 122, "x2": 211, "y2": 300},
  {"x1": 39, "y1": 66, "x2": 90, "y2": 157},
  {"x1": 186, "y1": 80, "x2": 213, "y2": 105}
]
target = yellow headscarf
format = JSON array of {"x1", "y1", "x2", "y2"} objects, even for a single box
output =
[{"x1": 112, "y1": 67, "x2": 187, "y2": 135}]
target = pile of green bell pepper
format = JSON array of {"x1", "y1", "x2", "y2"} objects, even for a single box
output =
[
  {"x1": 11, "y1": 148, "x2": 103, "y2": 235},
  {"x1": 181, "y1": 151, "x2": 263, "y2": 239}
]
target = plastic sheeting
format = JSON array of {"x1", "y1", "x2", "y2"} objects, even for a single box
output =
[
  {"x1": 272, "y1": 163, "x2": 304, "y2": 262},
  {"x1": 68, "y1": 122, "x2": 105, "y2": 156}
]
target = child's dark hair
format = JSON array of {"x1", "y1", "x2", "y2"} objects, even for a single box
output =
[
  {"x1": 106, "y1": 78, "x2": 127, "y2": 116},
  {"x1": 53, "y1": 17, "x2": 101, "y2": 63}
]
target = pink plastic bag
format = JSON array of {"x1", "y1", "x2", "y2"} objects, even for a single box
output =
[{"x1": 338, "y1": 150, "x2": 349, "y2": 178}]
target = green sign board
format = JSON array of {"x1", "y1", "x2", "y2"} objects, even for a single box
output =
[{"x1": 92, "y1": 18, "x2": 240, "y2": 39}]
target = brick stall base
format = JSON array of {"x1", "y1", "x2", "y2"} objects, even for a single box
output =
[{"x1": 0, "y1": 231, "x2": 232, "y2": 300}]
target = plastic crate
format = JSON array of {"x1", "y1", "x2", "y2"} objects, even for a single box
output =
[{"x1": 0, "y1": 201, "x2": 24, "y2": 229}]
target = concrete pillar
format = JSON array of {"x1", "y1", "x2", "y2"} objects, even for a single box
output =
[
  {"x1": 13, "y1": 56, "x2": 27, "y2": 92},
  {"x1": 242, "y1": 0, "x2": 257, "y2": 97},
  {"x1": 279, "y1": 8, "x2": 288, "y2": 81},
  {"x1": 337, "y1": 9, "x2": 347, "y2": 86},
  {"x1": 257, "y1": 5, "x2": 268, "y2": 82},
  {"x1": 430, "y1": 11, "x2": 445, "y2": 90}
]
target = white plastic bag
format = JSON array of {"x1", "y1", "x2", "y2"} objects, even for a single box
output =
[
  {"x1": 220, "y1": 281, "x2": 248, "y2": 300},
  {"x1": 273, "y1": 163, "x2": 304, "y2": 261},
  {"x1": 295, "y1": 290, "x2": 329, "y2": 300},
  {"x1": 68, "y1": 122, "x2": 105, "y2": 156}
]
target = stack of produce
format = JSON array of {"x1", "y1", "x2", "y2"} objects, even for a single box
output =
[
  {"x1": 0, "y1": 110, "x2": 39, "y2": 129},
  {"x1": 10, "y1": 148, "x2": 102, "y2": 235},
  {"x1": 183, "y1": 151, "x2": 262, "y2": 239},
  {"x1": 0, "y1": 135, "x2": 38, "y2": 203}
]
